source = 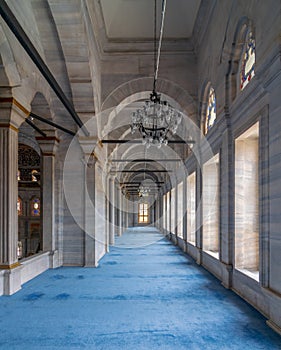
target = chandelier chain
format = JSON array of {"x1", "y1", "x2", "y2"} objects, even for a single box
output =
[
  {"x1": 153, "y1": 0, "x2": 157, "y2": 92},
  {"x1": 154, "y1": 0, "x2": 167, "y2": 90},
  {"x1": 131, "y1": 0, "x2": 182, "y2": 148}
]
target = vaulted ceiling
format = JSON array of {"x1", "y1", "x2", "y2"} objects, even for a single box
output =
[{"x1": 0, "y1": 0, "x2": 209, "y2": 198}]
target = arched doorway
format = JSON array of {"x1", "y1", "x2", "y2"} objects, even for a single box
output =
[{"x1": 17, "y1": 143, "x2": 42, "y2": 258}]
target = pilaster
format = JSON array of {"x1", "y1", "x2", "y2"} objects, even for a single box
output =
[
  {"x1": 220, "y1": 129, "x2": 234, "y2": 288},
  {"x1": 79, "y1": 137, "x2": 97, "y2": 267},
  {"x1": 0, "y1": 97, "x2": 27, "y2": 294},
  {"x1": 182, "y1": 178, "x2": 188, "y2": 252},
  {"x1": 36, "y1": 135, "x2": 60, "y2": 268},
  {"x1": 115, "y1": 185, "x2": 121, "y2": 236},
  {"x1": 108, "y1": 176, "x2": 115, "y2": 245}
]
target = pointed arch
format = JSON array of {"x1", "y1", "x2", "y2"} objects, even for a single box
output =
[
  {"x1": 200, "y1": 82, "x2": 217, "y2": 135},
  {"x1": 0, "y1": 24, "x2": 21, "y2": 92},
  {"x1": 227, "y1": 17, "x2": 256, "y2": 102},
  {"x1": 101, "y1": 77, "x2": 197, "y2": 123}
]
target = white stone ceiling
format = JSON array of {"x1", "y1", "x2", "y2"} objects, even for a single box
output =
[{"x1": 100, "y1": 0, "x2": 201, "y2": 40}]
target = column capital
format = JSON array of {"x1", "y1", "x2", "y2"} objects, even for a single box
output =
[
  {"x1": 79, "y1": 136, "x2": 98, "y2": 168},
  {"x1": 0, "y1": 97, "x2": 29, "y2": 129},
  {"x1": 36, "y1": 136, "x2": 60, "y2": 156},
  {"x1": 108, "y1": 174, "x2": 117, "y2": 182},
  {"x1": 79, "y1": 136, "x2": 98, "y2": 155}
]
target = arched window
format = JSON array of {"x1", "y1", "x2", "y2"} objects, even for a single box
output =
[
  {"x1": 17, "y1": 197, "x2": 23, "y2": 216},
  {"x1": 205, "y1": 87, "x2": 216, "y2": 134},
  {"x1": 240, "y1": 31, "x2": 255, "y2": 90},
  {"x1": 31, "y1": 169, "x2": 39, "y2": 182},
  {"x1": 31, "y1": 197, "x2": 40, "y2": 216}
]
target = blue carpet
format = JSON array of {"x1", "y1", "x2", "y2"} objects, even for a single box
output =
[{"x1": 0, "y1": 228, "x2": 281, "y2": 349}]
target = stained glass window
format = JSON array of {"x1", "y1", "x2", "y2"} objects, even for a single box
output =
[
  {"x1": 17, "y1": 197, "x2": 22, "y2": 216},
  {"x1": 240, "y1": 31, "x2": 255, "y2": 90},
  {"x1": 138, "y1": 203, "x2": 149, "y2": 223},
  {"x1": 31, "y1": 197, "x2": 40, "y2": 216},
  {"x1": 205, "y1": 87, "x2": 216, "y2": 134}
]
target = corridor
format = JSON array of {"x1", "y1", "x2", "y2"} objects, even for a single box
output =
[{"x1": 1, "y1": 227, "x2": 281, "y2": 349}]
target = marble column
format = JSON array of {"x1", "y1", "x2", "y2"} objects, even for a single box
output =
[
  {"x1": 108, "y1": 176, "x2": 115, "y2": 245},
  {"x1": 220, "y1": 129, "x2": 234, "y2": 288},
  {"x1": 114, "y1": 184, "x2": 119, "y2": 235},
  {"x1": 115, "y1": 186, "x2": 122, "y2": 236},
  {"x1": 105, "y1": 176, "x2": 110, "y2": 252},
  {"x1": 122, "y1": 190, "x2": 128, "y2": 230},
  {"x1": 162, "y1": 191, "x2": 167, "y2": 234},
  {"x1": 182, "y1": 179, "x2": 188, "y2": 251},
  {"x1": 36, "y1": 136, "x2": 59, "y2": 268},
  {"x1": 196, "y1": 165, "x2": 203, "y2": 265},
  {"x1": 120, "y1": 191, "x2": 123, "y2": 234},
  {"x1": 80, "y1": 138, "x2": 97, "y2": 267},
  {"x1": 155, "y1": 195, "x2": 160, "y2": 230},
  {"x1": 175, "y1": 185, "x2": 178, "y2": 243},
  {"x1": 0, "y1": 98, "x2": 26, "y2": 294}
]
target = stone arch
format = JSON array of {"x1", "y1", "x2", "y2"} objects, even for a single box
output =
[
  {"x1": 30, "y1": 92, "x2": 55, "y2": 134},
  {"x1": 101, "y1": 77, "x2": 197, "y2": 122},
  {"x1": 0, "y1": 54, "x2": 10, "y2": 92},
  {"x1": 18, "y1": 92, "x2": 54, "y2": 152},
  {"x1": 18, "y1": 134, "x2": 41, "y2": 155},
  {"x1": 0, "y1": 25, "x2": 52, "y2": 123},
  {"x1": 100, "y1": 82, "x2": 199, "y2": 157},
  {"x1": 0, "y1": 24, "x2": 21, "y2": 93}
]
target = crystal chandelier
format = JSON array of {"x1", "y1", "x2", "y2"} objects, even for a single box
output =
[
  {"x1": 131, "y1": 0, "x2": 182, "y2": 148},
  {"x1": 138, "y1": 184, "x2": 151, "y2": 197}
]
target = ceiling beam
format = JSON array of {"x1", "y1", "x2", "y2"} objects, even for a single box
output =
[
  {"x1": 30, "y1": 113, "x2": 76, "y2": 136},
  {"x1": 102, "y1": 139, "x2": 194, "y2": 144},
  {"x1": 25, "y1": 118, "x2": 47, "y2": 137},
  {"x1": 113, "y1": 170, "x2": 171, "y2": 173},
  {"x1": 121, "y1": 182, "x2": 161, "y2": 185},
  {"x1": 120, "y1": 181, "x2": 164, "y2": 185},
  {"x1": 110, "y1": 158, "x2": 181, "y2": 162}
]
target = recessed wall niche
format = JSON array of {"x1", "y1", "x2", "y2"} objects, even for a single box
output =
[
  {"x1": 187, "y1": 172, "x2": 196, "y2": 245},
  {"x1": 202, "y1": 154, "x2": 220, "y2": 258},
  {"x1": 235, "y1": 122, "x2": 259, "y2": 280}
]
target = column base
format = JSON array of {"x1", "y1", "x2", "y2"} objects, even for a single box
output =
[
  {"x1": 196, "y1": 248, "x2": 203, "y2": 265},
  {"x1": 0, "y1": 262, "x2": 21, "y2": 269},
  {"x1": 109, "y1": 228, "x2": 115, "y2": 246},
  {"x1": 263, "y1": 287, "x2": 281, "y2": 336},
  {"x1": 3, "y1": 265, "x2": 22, "y2": 295},
  {"x1": 221, "y1": 262, "x2": 233, "y2": 289},
  {"x1": 84, "y1": 262, "x2": 99, "y2": 268},
  {"x1": 49, "y1": 250, "x2": 60, "y2": 268}
]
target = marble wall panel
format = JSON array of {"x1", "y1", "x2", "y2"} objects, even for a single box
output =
[{"x1": 235, "y1": 131, "x2": 259, "y2": 271}]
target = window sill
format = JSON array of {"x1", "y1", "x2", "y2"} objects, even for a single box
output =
[
  {"x1": 204, "y1": 250, "x2": 219, "y2": 259},
  {"x1": 236, "y1": 268, "x2": 259, "y2": 282}
]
